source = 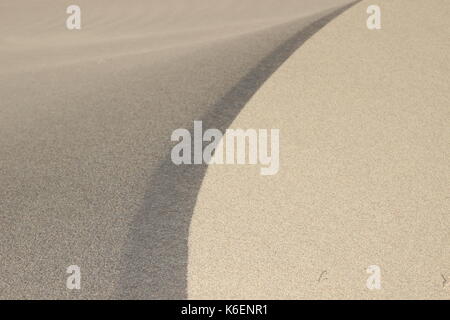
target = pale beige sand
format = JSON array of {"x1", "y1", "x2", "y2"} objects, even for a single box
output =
[
  {"x1": 188, "y1": 0, "x2": 450, "y2": 299},
  {"x1": 1, "y1": 0, "x2": 352, "y2": 74}
]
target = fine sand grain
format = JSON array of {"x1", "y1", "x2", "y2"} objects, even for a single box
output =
[
  {"x1": 0, "y1": 0, "x2": 355, "y2": 299},
  {"x1": 188, "y1": 0, "x2": 450, "y2": 299}
]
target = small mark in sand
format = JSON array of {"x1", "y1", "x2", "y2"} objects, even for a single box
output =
[
  {"x1": 441, "y1": 274, "x2": 449, "y2": 289},
  {"x1": 318, "y1": 270, "x2": 328, "y2": 283}
]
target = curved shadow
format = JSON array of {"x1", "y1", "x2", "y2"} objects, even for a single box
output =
[{"x1": 116, "y1": 1, "x2": 359, "y2": 299}]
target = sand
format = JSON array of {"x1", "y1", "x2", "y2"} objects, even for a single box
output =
[
  {"x1": 0, "y1": 0, "x2": 355, "y2": 299},
  {"x1": 188, "y1": 0, "x2": 450, "y2": 299}
]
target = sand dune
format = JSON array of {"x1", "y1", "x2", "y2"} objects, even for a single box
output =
[
  {"x1": 188, "y1": 0, "x2": 450, "y2": 299},
  {"x1": 1, "y1": 0, "x2": 353, "y2": 73},
  {"x1": 0, "y1": 0, "x2": 355, "y2": 299}
]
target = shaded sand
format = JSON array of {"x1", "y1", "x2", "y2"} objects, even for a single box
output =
[
  {"x1": 188, "y1": 0, "x2": 450, "y2": 299},
  {"x1": 0, "y1": 0, "x2": 354, "y2": 299}
]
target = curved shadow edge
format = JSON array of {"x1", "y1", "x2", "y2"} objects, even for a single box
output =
[{"x1": 116, "y1": 1, "x2": 360, "y2": 300}]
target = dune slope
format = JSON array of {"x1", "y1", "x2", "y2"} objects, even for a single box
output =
[
  {"x1": 0, "y1": 0, "x2": 355, "y2": 299},
  {"x1": 188, "y1": 0, "x2": 450, "y2": 299}
]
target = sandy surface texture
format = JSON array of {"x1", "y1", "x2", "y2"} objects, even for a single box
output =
[
  {"x1": 0, "y1": 0, "x2": 356, "y2": 299},
  {"x1": 188, "y1": 0, "x2": 450, "y2": 299}
]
